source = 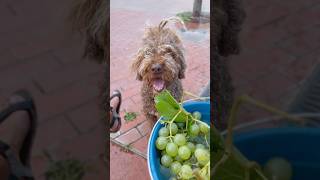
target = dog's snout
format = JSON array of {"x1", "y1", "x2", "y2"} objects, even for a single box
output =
[{"x1": 151, "y1": 64, "x2": 162, "y2": 73}]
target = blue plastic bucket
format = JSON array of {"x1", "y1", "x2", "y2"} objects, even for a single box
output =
[
  {"x1": 234, "y1": 128, "x2": 320, "y2": 180},
  {"x1": 147, "y1": 100, "x2": 210, "y2": 180}
]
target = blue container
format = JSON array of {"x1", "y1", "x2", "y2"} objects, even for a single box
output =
[
  {"x1": 147, "y1": 100, "x2": 210, "y2": 180},
  {"x1": 234, "y1": 128, "x2": 320, "y2": 180}
]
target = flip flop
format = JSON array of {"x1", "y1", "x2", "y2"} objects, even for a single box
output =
[
  {"x1": 0, "y1": 90, "x2": 37, "y2": 180},
  {"x1": 110, "y1": 90, "x2": 122, "y2": 133}
]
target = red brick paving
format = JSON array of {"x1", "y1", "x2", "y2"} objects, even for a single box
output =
[
  {"x1": 110, "y1": 143, "x2": 149, "y2": 180},
  {"x1": 232, "y1": 0, "x2": 320, "y2": 123},
  {"x1": 0, "y1": 0, "x2": 106, "y2": 179},
  {"x1": 132, "y1": 134, "x2": 150, "y2": 156},
  {"x1": 114, "y1": 128, "x2": 143, "y2": 145}
]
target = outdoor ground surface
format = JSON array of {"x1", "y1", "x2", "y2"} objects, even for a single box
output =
[
  {"x1": 231, "y1": 0, "x2": 320, "y2": 123},
  {"x1": 0, "y1": 0, "x2": 319, "y2": 179}
]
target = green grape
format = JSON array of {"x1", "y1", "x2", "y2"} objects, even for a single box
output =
[
  {"x1": 193, "y1": 111, "x2": 202, "y2": 120},
  {"x1": 195, "y1": 148, "x2": 210, "y2": 165},
  {"x1": 263, "y1": 157, "x2": 292, "y2": 180},
  {"x1": 169, "y1": 177, "x2": 177, "y2": 180},
  {"x1": 174, "y1": 134, "x2": 186, "y2": 146},
  {"x1": 161, "y1": 150, "x2": 166, "y2": 156},
  {"x1": 170, "y1": 161, "x2": 182, "y2": 175},
  {"x1": 196, "y1": 144, "x2": 205, "y2": 149},
  {"x1": 199, "y1": 123, "x2": 209, "y2": 134},
  {"x1": 159, "y1": 127, "x2": 169, "y2": 137},
  {"x1": 186, "y1": 142, "x2": 196, "y2": 153},
  {"x1": 161, "y1": 154, "x2": 173, "y2": 168},
  {"x1": 189, "y1": 123, "x2": 200, "y2": 136},
  {"x1": 180, "y1": 164, "x2": 193, "y2": 179},
  {"x1": 156, "y1": 137, "x2": 168, "y2": 150},
  {"x1": 174, "y1": 155, "x2": 183, "y2": 162},
  {"x1": 166, "y1": 142, "x2": 178, "y2": 157},
  {"x1": 178, "y1": 145, "x2": 191, "y2": 160},
  {"x1": 176, "y1": 122, "x2": 185, "y2": 129},
  {"x1": 169, "y1": 123, "x2": 178, "y2": 135}
]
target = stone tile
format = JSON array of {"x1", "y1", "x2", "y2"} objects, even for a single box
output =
[
  {"x1": 131, "y1": 134, "x2": 150, "y2": 156},
  {"x1": 110, "y1": 143, "x2": 149, "y2": 180},
  {"x1": 115, "y1": 128, "x2": 142, "y2": 145},
  {"x1": 137, "y1": 120, "x2": 154, "y2": 136},
  {"x1": 67, "y1": 100, "x2": 102, "y2": 133},
  {"x1": 33, "y1": 116, "x2": 78, "y2": 155}
]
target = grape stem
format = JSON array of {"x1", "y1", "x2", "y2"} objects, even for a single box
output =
[
  {"x1": 191, "y1": 117, "x2": 210, "y2": 129},
  {"x1": 204, "y1": 135, "x2": 209, "y2": 148},
  {"x1": 168, "y1": 109, "x2": 182, "y2": 142},
  {"x1": 198, "y1": 162, "x2": 210, "y2": 179},
  {"x1": 213, "y1": 95, "x2": 304, "y2": 179},
  {"x1": 183, "y1": 91, "x2": 209, "y2": 101}
]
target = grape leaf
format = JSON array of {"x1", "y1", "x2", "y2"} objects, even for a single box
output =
[{"x1": 154, "y1": 90, "x2": 188, "y2": 122}]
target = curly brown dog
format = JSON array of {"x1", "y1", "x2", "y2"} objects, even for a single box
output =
[
  {"x1": 131, "y1": 19, "x2": 187, "y2": 122},
  {"x1": 213, "y1": 0, "x2": 245, "y2": 129}
]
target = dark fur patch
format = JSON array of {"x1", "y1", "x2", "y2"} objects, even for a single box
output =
[
  {"x1": 213, "y1": 0, "x2": 245, "y2": 128},
  {"x1": 69, "y1": 0, "x2": 108, "y2": 63}
]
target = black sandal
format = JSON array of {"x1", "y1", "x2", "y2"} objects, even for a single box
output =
[
  {"x1": 110, "y1": 90, "x2": 122, "y2": 133},
  {"x1": 0, "y1": 90, "x2": 37, "y2": 180}
]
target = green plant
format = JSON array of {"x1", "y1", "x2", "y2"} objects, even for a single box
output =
[
  {"x1": 124, "y1": 111, "x2": 138, "y2": 122},
  {"x1": 176, "y1": 12, "x2": 193, "y2": 23},
  {"x1": 45, "y1": 159, "x2": 86, "y2": 180}
]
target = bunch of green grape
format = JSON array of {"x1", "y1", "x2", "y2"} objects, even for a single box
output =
[{"x1": 155, "y1": 111, "x2": 210, "y2": 180}]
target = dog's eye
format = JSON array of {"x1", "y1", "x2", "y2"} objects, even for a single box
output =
[
  {"x1": 145, "y1": 50, "x2": 152, "y2": 57},
  {"x1": 160, "y1": 46, "x2": 173, "y2": 55}
]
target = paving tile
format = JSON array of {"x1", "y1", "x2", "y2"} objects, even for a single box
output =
[
  {"x1": 110, "y1": 143, "x2": 149, "y2": 180},
  {"x1": 137, "y1": 120, "x2": 154, "y2": 136},
  {"x1": 31, "y1": 154, "x2": 50, "y2": 178},
  {"x1": 35, "y1": 75, "x2": 100, "y2": 122},
  {"x1": 83, "y1": 157, "x2": 108, "y2": 180},
  {"x1": 33, "y1": 116, "x2": 78, "y2": 155},
  {"x1": 0, "y1": 52, "x2": 18, "y2": 70},
  {"x1": 49, "y1": 125, "x2": 105, "y2": 161},
  {"x1": 34, "y1": 61, "x2": 101, "y2": 93},
  {"x1": 131, "y1": 134, "x2": 150, "y2": 156},
  {"x1": 115, "y1": 128, "x2": 142, "y2": 145},
  {"x1": 119, "y1": 113, "x2": 146, "y2": 135},
  {"x1": 67, "y1": 100, "x2": 102, "y2": 133}
]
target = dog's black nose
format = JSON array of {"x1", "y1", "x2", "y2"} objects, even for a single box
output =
[{"x1": 151, "y1": 64, "x2": 162, "y2": 73}]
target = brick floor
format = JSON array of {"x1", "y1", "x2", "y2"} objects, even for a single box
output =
[
  {"x1": 0, "y1": 0, "x2": 106, "y2": 179},
  {"x1": 231, "y1": 0, "x2": 320, "y2": 123},
  {"x1": 110, "y1": 143, "x2": 149, "y2": 180}
]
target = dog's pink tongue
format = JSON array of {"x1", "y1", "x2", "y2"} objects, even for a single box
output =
[{"x1": 153, "y1": 79, "x2": 165, "y2": 92}]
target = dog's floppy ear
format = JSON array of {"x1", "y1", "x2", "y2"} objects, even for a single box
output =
[
  {"x1": 131, "y1": 48, "x2": 145, "y2": 81},
  {"x1": 177, "y1": 51, "x2": 186, "y2": 79}
]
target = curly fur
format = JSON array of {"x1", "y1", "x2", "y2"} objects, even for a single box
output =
[
  {"x1": 213, "y1": 0, "x2": 245, "y2": 129},
  {"x1": 132, "y1": 18, "x2": 187, "y2": 122},
  {"x1": 69, "y1": 0, "x2": 108, "y2": 63},
  {"x1": 69, "y1": 0, "x2": 109, "y2": 124}
]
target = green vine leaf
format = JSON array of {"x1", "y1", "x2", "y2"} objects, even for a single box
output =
[{"x1": 154, "y1": 90, "x2": 188, "y2": 122}]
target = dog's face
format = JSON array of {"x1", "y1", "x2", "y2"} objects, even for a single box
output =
[{"x1": 132, "y1": 26, "x2": 186, "y2": 93}]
